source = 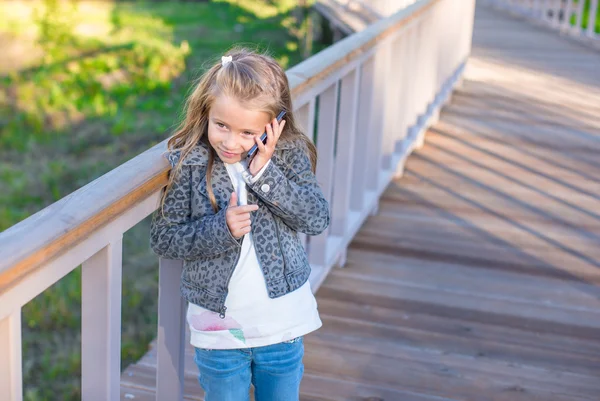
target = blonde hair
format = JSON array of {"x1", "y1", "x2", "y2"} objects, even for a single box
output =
[{"x1": 159, "y1": 46, "x2": 317, "y2": 214}]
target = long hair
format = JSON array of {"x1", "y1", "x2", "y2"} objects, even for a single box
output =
[{"x1": 159, "y1": 46, "x2": 317, "y2": 214}]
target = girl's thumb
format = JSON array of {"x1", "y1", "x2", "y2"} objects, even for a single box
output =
[{"x1": 229, "y1": 191, "x2": 238, "y2": 206}]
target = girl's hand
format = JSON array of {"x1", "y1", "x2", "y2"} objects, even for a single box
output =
[
  {"x1": 248, "y1": 117, "x2": 286, "y2": 176},
  {"x1": 226, "y1": 192, "x2": 258, "y2": 238}
]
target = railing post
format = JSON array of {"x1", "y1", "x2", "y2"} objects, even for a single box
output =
[
  {"x1": 309, "y1": 82, "x2": 339, "y2": 267},
  {"x1": 0, "y1": 310, "x2": 22, "y2": 401},
  {"x1": 409, "y1": 18, "x2": 426, "y2": 144},
  {"x1": 561, "y1": 0, "x2": 573, "y2": 30},
  {"x1": 295, "y1": 99, "x2": 317, "y2": 250},
  {"x1": 395, "y1": 33, "x2": 411, "y2": 153},
  {"x1": 575, "y1": 0, "x2": 585, "y2": 30},
  {"x1": 381, "y1": 38, "x2": 400, "y2": 171},
  {"x1": 350, "y1": 58, "x2": 375, "y2": 212},
  {"x1": 542, "y1": 0, "x2": 552, "y2": 22},
  {"x1": 423, "y1": 6, "x2": 438, "y2": 129},
  {"x1": 367, "y1": 42, "x2": 390, "y2": 193},
  {"x1": 331, "y1": 68, "x2": 360, "y2": 238},
  {"x1": 81, "y1": 238, "x2": 123, "y2": 401},
  {"x1": 587, "y1": 0, "x2": 599, "y2": 37},
  {"x1": 406, "y1": 22, "x2": 420, "y2": 135},
  {"x1": 536, "y1": 0, "x2": 543, "y2": 19},
  {"x1": 156, "y1": 258, "x2": 186, "y2": 401},
  {"x1": 552, "y1": 0, "x2": 561, "y2": 27}
]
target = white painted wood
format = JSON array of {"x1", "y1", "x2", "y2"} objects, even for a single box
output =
[
  {"x1": 331, "y1": 68, "x2": 360, "y2": 237},
  {"x1": 588, "y1": 0, "x2": 599, "y2": 37},
  {"x1": 463, "y1": 0, "x2": 477, "y2": 62},
  {"x1": 554, "y1": 0, "x2": 563, "y2": 26},
  {"x1": 394, "y1": 34, "x2": 410, "y2": 152},
  {"x1": 81, "y1": 238, "x2": 123, "y2": 401},
  {"x1": 156, "y1": 258, "x2": 186, "y2": 401},
  {"x1": 287, "y1": 0, "x2": 436, "y2": 105},
  {"x1": 400, "y1": 24, "x2": 417, "y2": 148},
  {"x1": 0, "y1": 310, "x2": 22, "y2": 401},
  {"x1": 406, "y1": 21, "x2": 420, "y2": 133},
  {"x1": 562, "y1": 0, "x2": 574, "y2": 30},
  {"x1": 365, "y1": 44, "x2": 390, "y2": 192},
  {"x1": 422, "y1": 6, "x2": 437, "y2": 128},
  {"x1": 380, "y1": 37, "x2": 399, "y2": 171},
  {"x1": 296, "y1": 99, "x2": 316, "y2": 144},
  {"x1": 575, "y1": 0, "x2": 585, "y2": 29},
  {"x1": 411, "y1": 18, "x2": 427, "y2": 141},
  {"x1": 0, "y1": 143, "x2": 168, "y2": 283},
  {"x1": 0, "y1": 194, "x2": 159, "y2": 322},
  {"x1": 295, "y1": 99, "x2": 317, "y2": 250},
  {"x1": 309, "y1": 82, "x2": 339, "y2": 266},
  {"x1": 542, "y1": 0, "x2": 552, "y2": 22},
  {"x1": 349, "y1": 58, "x2": 375, "y2": 212},
  {"x1": 533, "y1": 0, "x2": 543, "y2": 17}
]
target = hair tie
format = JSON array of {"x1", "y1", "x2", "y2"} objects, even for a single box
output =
[{"x1": 221, "y1": 55, "x2": 233, "y2": 67}]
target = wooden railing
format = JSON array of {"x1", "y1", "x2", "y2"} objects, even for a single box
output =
[
  {"x1": 0, "y1": 0, "x2": 475, "y2": 399},
  {"x1": 485, "y1": 0, "x2": 599, "y2": 40}
]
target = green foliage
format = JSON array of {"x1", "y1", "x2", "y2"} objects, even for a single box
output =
[
  {"x1": 1, "y1": 7, "x2": 190, "y2": 149},
  {"x1": 33, "y1": 0, "x2": 78, "y2": 62}
]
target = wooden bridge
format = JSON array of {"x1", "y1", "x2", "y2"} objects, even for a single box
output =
[{"x1": 1, "y1": 0, "x2": 599, "y2": 400}]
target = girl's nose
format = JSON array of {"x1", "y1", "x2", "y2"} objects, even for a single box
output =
[{"x1": 223, "y1": 132, "x2": 237, "y2": 149}]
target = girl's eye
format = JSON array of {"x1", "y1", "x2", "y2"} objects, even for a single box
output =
[
  {"x1": 242, "y1": 131, "x2": 254, "y2": 137},
  {"x1": 216, "y1": 122, "x2": 226, "y2": 129}
]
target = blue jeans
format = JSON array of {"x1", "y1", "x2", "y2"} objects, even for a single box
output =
[{"x1": 193, "y1": 337, "x2": 304, "y2": 401}]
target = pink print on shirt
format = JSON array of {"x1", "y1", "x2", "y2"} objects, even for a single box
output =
[{"x1": 189, "y1": 311, "x2": 242, "y2": 332}]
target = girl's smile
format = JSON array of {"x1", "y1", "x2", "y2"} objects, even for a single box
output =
[{"x1": 208, "y1": 95, "x2": 271, "y2": 163}]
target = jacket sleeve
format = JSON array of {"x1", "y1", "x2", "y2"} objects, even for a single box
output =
[
  {"x1": 247, "y1": 144, "x2": 330, "y2": 235},
  {"x1": 149, "y1": 155, "x2": 240, "y2": 260}
]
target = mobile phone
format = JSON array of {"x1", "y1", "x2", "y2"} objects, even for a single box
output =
[{"x1": 246, "y1": 110, "x2": 287, "y2": 159}]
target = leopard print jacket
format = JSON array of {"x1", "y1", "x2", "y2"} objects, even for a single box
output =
[{"x1": 149, "y1": 140, "x2": 330, "y2": 317}]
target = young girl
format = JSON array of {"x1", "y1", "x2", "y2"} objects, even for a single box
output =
[{"x1": 149, "y1": 47, "x2": 330, "y2": 401}]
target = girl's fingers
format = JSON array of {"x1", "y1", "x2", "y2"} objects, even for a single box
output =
[
  {"x1": 277, "y1": 120, "x2": 286, "y2": 139},
  {"x1": 229, "y1": 191, "x2": 237, "y2": 207},
  {"x1": 232, "y1": 214, "x2": 252, "y2": 224},
  {"x1": 255, "y1": 134, "x2": 267, "y2": 154},
  {"x1": 233, "y1": 224, "x2": 251, "y2": 237},
  {"x1": 229, "y1": 205, "x2": 258, "y2": 215},
  {"x1": 226, "y1": 206, "x2": 256, "y2": 235},
  {"x1": 265, "y1": 121, "x2": 274, "y2": 148},
  {"x1": 238, "y1": 219, "x2": 251, "y2": 229},
  {"x1": 230, "y1": 215, "x2": 250, "y2": 226}
]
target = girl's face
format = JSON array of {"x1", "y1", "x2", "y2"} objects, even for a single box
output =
[{"x1": 207, "y1": 95, "x2": 271, "y2": 164}]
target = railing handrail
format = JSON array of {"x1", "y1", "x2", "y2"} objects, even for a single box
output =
[{"x1": 0, "y1": 0, "x2": 434, "y2": 298}]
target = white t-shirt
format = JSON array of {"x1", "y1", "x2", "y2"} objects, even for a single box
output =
[{"x1": 187, "y1": 160, "x2": 322, "y2": 349}]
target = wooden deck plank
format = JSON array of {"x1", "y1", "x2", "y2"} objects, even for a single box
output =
[
  {"x1": 120, "y1": 2, "x2": 600, "y2": 400},
  {"x1": 316, "y1": 297, "x2": 600, "y2": 375},
  {"x1": 303, "y1": 341, "x2": 597, "y2": 401}
]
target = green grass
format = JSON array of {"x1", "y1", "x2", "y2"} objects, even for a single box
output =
[{"x1": 0, "y1": 1, "x2": 331, "y2": 400}]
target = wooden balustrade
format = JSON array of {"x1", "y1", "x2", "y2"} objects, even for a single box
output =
[{"x1": 0, "y1": 0, "x2": 475, "y2": 399}]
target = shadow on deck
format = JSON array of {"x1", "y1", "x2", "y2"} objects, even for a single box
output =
[{"x1": 120, "y1": 3, "x2": 600, "y2": 400}]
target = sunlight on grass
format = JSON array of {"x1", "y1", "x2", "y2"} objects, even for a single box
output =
[{"x1": 0, "y1": 0, "x2": 190, "y2": 149}]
